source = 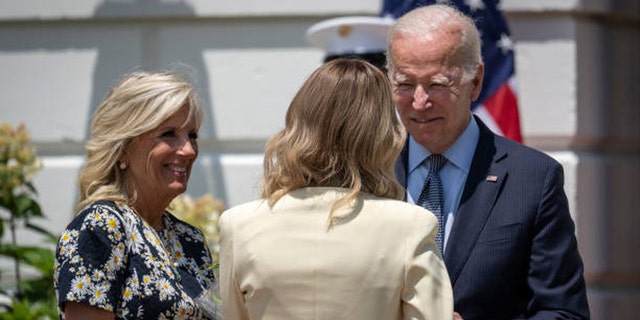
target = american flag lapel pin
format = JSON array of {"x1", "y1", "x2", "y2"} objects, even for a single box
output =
[{"x1": 486, "y1": 175, "x2": 498, "y2": 182}]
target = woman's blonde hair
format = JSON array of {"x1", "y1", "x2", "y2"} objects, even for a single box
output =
[
  {"x1": 262, "y1": 58, "x2": 406, "y2": 226},
  {"x1": 76, "y1": 71, "x2": 204, "y2": 212}
]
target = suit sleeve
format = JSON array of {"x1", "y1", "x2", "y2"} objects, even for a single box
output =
[
  {"x1": 401, "y1": 208, "x2": 454, "y2": 320},
  {"x1": 526, "y1": 162, "x2": 590, "y2": 319},
  {"x1": 219, "y1": 211, "x2": 250, "y2": 320}
]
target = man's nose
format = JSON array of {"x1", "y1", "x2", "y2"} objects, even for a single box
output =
[{"x1": 412, "y1": 85, "x2": 429, "y2": 109}]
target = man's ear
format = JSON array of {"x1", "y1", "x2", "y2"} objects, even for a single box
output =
[{"x1": 470, "y1": 63, "x2": 484, "y2": 101}]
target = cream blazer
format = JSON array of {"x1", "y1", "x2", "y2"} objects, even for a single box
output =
[{"x1": 219, "y1": 187, "x2": 453, "y2": 320}]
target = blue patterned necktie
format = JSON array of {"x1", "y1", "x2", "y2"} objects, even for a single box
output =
[{"x1": 416, "y1": 154, "x2": 447, "y2": 253}]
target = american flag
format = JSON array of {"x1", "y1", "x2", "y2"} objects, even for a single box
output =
[{"x1": 381, "y1": 0, "x2": 523, "y2": 142}]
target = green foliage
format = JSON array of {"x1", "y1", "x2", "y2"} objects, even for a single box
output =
[
  {"x1": 0, "y1": 123, "x2": 57, "y2": 319},
  {"x1": 0, "y1": 298, "x2": 57, "y2": 320}
]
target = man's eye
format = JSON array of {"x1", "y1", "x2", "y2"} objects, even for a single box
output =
[
  {"x1": 161, "y1": 130, "x2": 176, "y2": 138},
  {"x1": 189, "y1": 132, "x2": 199, "y2": 140},
  {"x1": 428, "y1": 83, "x2": 450, "y2": 92},
  {"x1": 395, "y1": 83, "x2": 415, "y2": 91}
]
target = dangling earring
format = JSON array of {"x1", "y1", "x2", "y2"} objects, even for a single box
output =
[{"x1": 119, "y1": 162, "x2": 127, "y2": 170}]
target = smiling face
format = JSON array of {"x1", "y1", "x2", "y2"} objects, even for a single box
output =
[
  {"x1": 123, "y1": 105, "x2": 199, "y2": 208},
  {"x1": 390, "y1": 30, "x2": 483, "y2": 154}
]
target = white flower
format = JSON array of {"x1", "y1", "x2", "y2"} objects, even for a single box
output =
[
  {"x1": 89, "y1": 282, "x2": 110, "y2": 305},
  {"x1": 69, "y1": 275, "x2": 91, "y2": 297},
  {"x1": 156, "y1": 278, "x2": 175, "y2": 301}
]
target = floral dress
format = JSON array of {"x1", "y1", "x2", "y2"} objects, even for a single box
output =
[{"x1": 54, "y1": 200, "x2": 217, "y2": 320}]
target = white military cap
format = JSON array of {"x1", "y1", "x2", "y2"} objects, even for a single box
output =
[{"x1": 306, "y1": 16, "x2": 394, "y2": 57}]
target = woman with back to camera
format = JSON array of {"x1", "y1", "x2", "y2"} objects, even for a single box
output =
[
  {"x1": 54, "y1": 71, "x2": 218, "y2": 320},
  {"x1": 219, "y1": 58, "x2": 454, "y2": 320}
]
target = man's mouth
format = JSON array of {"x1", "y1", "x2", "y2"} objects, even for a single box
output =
[{"x1": 413, "y1": 117, "x2": 442, "y2": 124}]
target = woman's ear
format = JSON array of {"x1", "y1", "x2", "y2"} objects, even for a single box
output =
[{"x1": 118, "y1": 146, "x2": 130, "y2": 170}]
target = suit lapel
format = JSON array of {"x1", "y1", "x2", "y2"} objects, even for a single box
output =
[
  {"x1": 444, "y1": 119, "x2": 507, "y2": 285},
  {"x1": 395, "y1": 138, "x2": 410, "y2": 200}
]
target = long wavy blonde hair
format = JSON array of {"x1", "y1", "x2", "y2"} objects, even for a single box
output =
[
  {"x1": 262, "y1": 58, "x2": 406, "y2": 226},
  {"x1": 76, "y1": 71, "x2": 204, "y2": 212}
]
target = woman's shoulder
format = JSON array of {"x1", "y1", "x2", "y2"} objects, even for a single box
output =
[
  {"x1": 67, "y1": 200, "x2": 131, "y2": 229},
  {"x1": 361, "y1": 193, "x2": 427, "y2": 212},
  {"x1": 57, "y1": 201, "x2": 134, "y2": 262},
  {"x1": 76, "y1": 199, "x2": 118, "y2": 212},
  {"x1": 221, "y1": 199, "x2": 268, "y2": 218},
  {"x1": 216, "y1": 199, "x2": 271, "y2": 234},
  {"x1": 360, "y1": 195, "x2": 438, "y2": 225}
]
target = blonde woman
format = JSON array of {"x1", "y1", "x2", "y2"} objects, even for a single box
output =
[
  {"x1": 54, "y1": 71, "x2": 217, "y2": 320},
  {"x1": 219, "y1": 59, "x2": 453, "y2": 320}
]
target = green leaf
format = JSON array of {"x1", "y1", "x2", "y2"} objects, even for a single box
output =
[
  {"x1": 0, "y1": 298, "x2": 57, "y2": 320},
  {"x1": 18, "y1": 276, "x2": 55, "y2": 303},
  {"x1": 13, "y1": 195, "x2": 41, "y2": 218},
  {"x1": 0, "y1": 189, "x2": 13, "y2": 212},
  {"x1": 21, "y1": 247, "x2": 55, "y2": 275},
  {"x1": 23, "y1": 181, "x2": 38, "y2": 195},
  {"x1": 0, "y1": 245, "x2": 54, "y2": 276}
]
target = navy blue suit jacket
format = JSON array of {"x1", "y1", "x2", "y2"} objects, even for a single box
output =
[{"x1": 395, "y1": 117, "x2": 590, "y2": 320}]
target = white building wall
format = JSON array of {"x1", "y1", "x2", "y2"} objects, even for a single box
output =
[{"x1": 1, "y1": 0, "x2": 583, "y2": 229}]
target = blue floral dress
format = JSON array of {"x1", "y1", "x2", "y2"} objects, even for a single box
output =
[{"x1": 54, "y1": 200, "x2": 216, "y2": 319}]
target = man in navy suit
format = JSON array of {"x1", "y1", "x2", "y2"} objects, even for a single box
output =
[{"x1": 388, "y1": 4, "x2": 590, "y2": 320}]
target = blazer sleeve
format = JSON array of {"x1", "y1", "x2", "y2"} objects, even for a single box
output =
[
  {"x1": 526, "y1": 162, "x2": 590, "y2": 319},
  {"x1": 401, "y1": 208, "x2": 454, "y2": 320},
  {"x1": 219, "y1": 211, "x2": 250, "y2": 320}
]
